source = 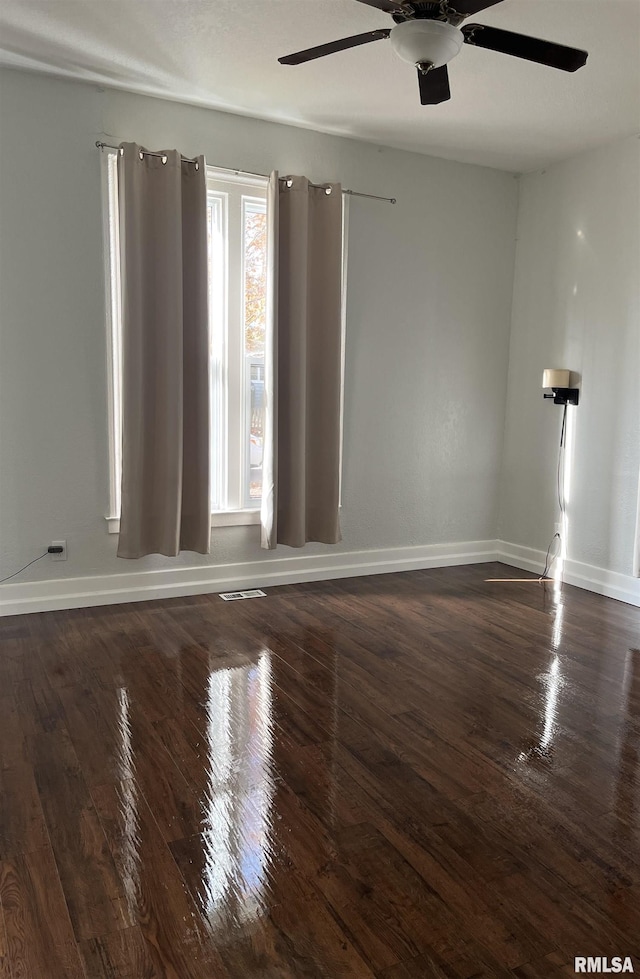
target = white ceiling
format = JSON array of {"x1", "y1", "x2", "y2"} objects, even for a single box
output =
[{"x1": 0, "y1": 0, "x2": 638, "y2": 171}]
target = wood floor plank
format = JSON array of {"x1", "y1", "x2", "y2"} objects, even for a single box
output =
[
  {"x1": 90, "y1": 780, "x2": 231, "y2": 979},
  {"x1": 498, "y1": 868, "x2": 621, "y2": 963},
  {"x1": 1, "y1": 564, "x2": 639, "y2": 977},
  {"x1": 171, "y1": 821, "x2": 377, "y2": 978},
  {"x1": 79, "y1": 926, "x2": 167, "y2": 979},
  {"x1": 376, "y1": 952, "x2": 459, "y2": 977},
  {"x1": 0, "y1": 765, "x2": 49, "y2": 859},
  {"x1": 510, "y1": 952, "x2": 575, "y2": 979},
  {"x1": 15, "y1": 680, "x2": 127, "y2": 942},
  {"x1": 0, "y1": 900, "x2": 10, "y2": 979},
  {"x1": 264, "y1": 868, "x2": 376, "y2": 979},
  {"x1": 0, "y1": 697, "x2": 25, "y2": 774},
  {"x1": 316, "y1": 821, "x2": 463, "y2": 972},
  {"x1": 0, "y1": 847, "x2": 86, "y2": 979},
  {"x1": 0, "y1": 641, "x2": 26, "y2": 692},
  {"x1": 324, "y1": 750, "x2": 549, "y2": 970}
]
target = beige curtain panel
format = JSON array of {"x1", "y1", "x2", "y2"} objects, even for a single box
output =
[
  {"x1": 261, "y1": 174, "x2": 343, "y2": 549},
  {"x1": 117, "y1": 143, "x2": 210, "y2": 558}
]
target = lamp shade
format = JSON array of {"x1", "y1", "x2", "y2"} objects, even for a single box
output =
[
  {"x1": 542, "y1": 369, "x2": 571, "y2": 389},
  {"x1": 389, "y1": 20, "x2": 464, "y2": 69}
]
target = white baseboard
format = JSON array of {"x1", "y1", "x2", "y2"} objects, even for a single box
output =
[
  {"x1": 0, "y1": 539, "x2": 498, "y2": 617},
  {"x1": 3, "y1": 538, "x2": 638, "y2": 617},
  {"x1": 497, "y1": 540, "x2": 640, "y2": 609}
]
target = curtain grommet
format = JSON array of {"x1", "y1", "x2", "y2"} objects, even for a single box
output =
[{"x1": 161, "y1": 154, "x2": 168, "y2": 165}]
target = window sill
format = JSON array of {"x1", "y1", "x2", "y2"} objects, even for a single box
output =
[
  {"x1": 105, "y1": 509, "x2": 261, "y2": 534},
  {"x1": 212, "y1": 509, "x2": 261, "y2": 527}
]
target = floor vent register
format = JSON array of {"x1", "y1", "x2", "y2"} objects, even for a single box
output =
[{"x1": 219, "y1": 589, "x2": 267, "y2": 601}]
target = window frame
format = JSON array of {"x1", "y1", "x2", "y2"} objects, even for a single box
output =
[
  {"x1": 206, "y1": 176, "x2": 268, "y2": 512},
  {"x1": 103, "y1": 150, "x2": 128, "y2": 531}
]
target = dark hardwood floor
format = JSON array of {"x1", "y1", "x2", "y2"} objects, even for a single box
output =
[{"x1": 1, "y1": 562, "x2": 639, "y2": 978}]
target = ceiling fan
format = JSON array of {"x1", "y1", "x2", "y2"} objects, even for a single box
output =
[{"x1": 278, "y1": 1, "x2": 588, "y2": 105}]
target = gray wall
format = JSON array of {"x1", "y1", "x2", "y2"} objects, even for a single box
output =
[
  {"x1": 499, "y1": 135, "x2": 640, "y2": 577},
  {"x1": 0, "y1": 68, "x2": 518, "y2": 583}
]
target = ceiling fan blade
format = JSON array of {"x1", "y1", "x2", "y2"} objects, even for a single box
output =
[
  {"x1": 418, "y1": 65, "x2": 451, "y2": 105},
  {"x1": 279, "y1": 29, "x2": 391, "y2": 65},
  {"x1": 447, "y1": 0, "x2": 504, "y2": 15},
  {"x1": 462, "y1": 24, "x2": 588, "y2": 71}
]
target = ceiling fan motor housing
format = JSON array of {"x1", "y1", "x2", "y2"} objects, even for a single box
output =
[{"x1": 390, "y1": 20, "x2": 464, "y2": 69}]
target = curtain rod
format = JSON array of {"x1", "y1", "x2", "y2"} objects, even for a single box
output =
[{"x1": 95, "y1": 141, "x2": 396, "y2": 204}]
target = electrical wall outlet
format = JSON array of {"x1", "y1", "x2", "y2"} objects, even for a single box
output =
[{"x1": 49, "y1": 540, "x2": 67, "y2": 561}]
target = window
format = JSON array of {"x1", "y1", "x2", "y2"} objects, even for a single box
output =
[
  {"x1": 103, "y1": 154, "x2": 268, "y2": 528},
  {"x1": 207, "y1": 172, "x2": 268, "y2": 512},
  {"x1": 104, "y1": 154, "x2": 347, "y2": 532}
]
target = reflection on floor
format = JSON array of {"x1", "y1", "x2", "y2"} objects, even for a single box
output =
[
  {"x1": 0, "y1": 562, "x2": 639, "y2": 978},
  {"x1": 200, "y1": 653, "x2": 275, "y2": 931}
]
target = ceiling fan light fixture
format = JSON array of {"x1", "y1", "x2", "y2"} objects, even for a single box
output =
[{"x1": 390, "y1": 20, "x2": 463, "y2": 69}]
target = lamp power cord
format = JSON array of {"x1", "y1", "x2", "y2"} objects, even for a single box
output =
[
  {"x1": 540, "y1": 403, "x2": 568, "y2": 583},
  {"x1": 0, "y1": 551, "x2": 55, "y2": 585}
]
